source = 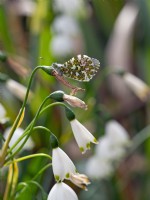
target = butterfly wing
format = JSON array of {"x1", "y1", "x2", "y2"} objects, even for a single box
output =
[{"x1": 60, "y1": 55, "x2": 100, "y2": 82}]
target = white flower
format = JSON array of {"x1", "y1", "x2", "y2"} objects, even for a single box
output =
[
  {"x1": 3, "y1": 127, "x2": 34, "y2": 152},
  {"x1": 50, "y1": 35, "x2": 75, "y2": 57},
  {"x1": 52, "y1": 147, "x2": 76, "y2": 181},
  {"x1": 17, "y1": 0, "x2": 36, "y2": 16},
  {"x1": 47, "y1": 182, "x2": 78, "y2": 200},
  {"x1": 52, "y1": 147, "x2": 90, "y2": 189},
  {"x1": 63, "y1": 94, "x2": 88, "y2": 110},
  {"x1": 95, "y1": 120, "x2": 130, "y2": 161},
  {"x1": 85, "y1": 156, "x2": 113, "y2": 179},
  {"x1": 52, "y1": 15, "x2": 80, "y2": 37},
  {"x1": 95, "y1": 136, "x2": 126, "y2": 162},
  {"x1": 0, "y1": 103, "x2": 6, "y2": 119},
  {"x1": 70, "y1": 119, "x2": 98, "y2": 154},
  {"x1": 0, "y1": 103, "x2": 9, "y2": 124},
  {"x1": 53, "y1": 0, "x2": 85, "y2": 17},
  {"x1": 6, "y1": 79, "x2": 33, "y2": 101},
  {"x1": 105, "y1": 120, "x2": 130, "y2": 147},
  {"x1": 123, "y1": 72, "x2": 150, "y2": 101}
]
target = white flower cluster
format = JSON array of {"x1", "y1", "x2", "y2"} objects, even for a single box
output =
[
  {"x1": 48, "y1": 146, "x2": 91, "y2": 200},
  {"x1": 85, "y1": 120, "x2": 130, "y2": 179},
  {"x1": 47, "y1": 104, "x2": 98, "y2": 199},
  {"x1": 50, "y1": 0, "x2": 86, "y2": 58}
]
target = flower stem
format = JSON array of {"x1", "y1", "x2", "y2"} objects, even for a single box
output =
[
  {"x1": 5, "y1": 95, "x2": 51, "y2": 161},
  {"x1": 32, "y1": 163, "x2": 52, "y2": 180},
  {"x1": 0, "y1": 66, "x2": 42, "y2": 166},
  {"x1": 3, "y1": 161, "x2": 18, "y2": 200},
  {"x1": 6, "y1": 102, "x2": 67, "y2": 158},
  {"x1": 7, "y1": 126, "x2": 51, "y2": 155},
  {"x1": 128, "y1": 124, "x2": 150, "y2": 155},
  {"x1": 5, "y1": 153, "x2": 52, "y2": 166},
  {"x1": 3, "y1": 164, "x2": 13, "y2": 200}
]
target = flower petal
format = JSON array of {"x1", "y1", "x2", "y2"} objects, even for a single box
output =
[
  {"x1": 3, "y1": 127, "x2": 34, "y2": 152},
  {"x1": 70, "y1": 173, "x2": 90, "y2": 191},
  {"x1": 123, "y1": 73, "x2": 150, "y2": 101},
  {"x1": 105, "y1": 120, "x2": 130, "y2": 146},
  {"x1": 48, "y1": 182, "x2": 78, "y2": 200},
  {"x1": 52, "y1": 147, "x2": 76, "y2": 181},
  {"x1": 85, "y1": 156, "x2": 113, "y2": 179},
  {"x1": 63, "y1": 94, "x2": 88, "y2": 110},
  {"x1": 70, "y1": 119, "x2": 98, "y2": 153}
]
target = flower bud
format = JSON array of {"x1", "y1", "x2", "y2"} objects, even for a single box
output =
[
  {"x1": 63, "y1": 94, "x2": 88, "y2": 110},
  {"x1": 50, "y1": 91, "x2": 88, "y2": 110},
  {"x1": 40, "y1": 66, "x2": 55, "y2": 76}
]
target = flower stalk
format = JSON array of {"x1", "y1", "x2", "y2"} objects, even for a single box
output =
[{"x1": 0, "y1": 66, "x2": 42, "y2": 167}]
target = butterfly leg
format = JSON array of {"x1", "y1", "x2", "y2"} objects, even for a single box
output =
[{"x1": 52, "y1": 70, "x2": 85, "y2": 95}]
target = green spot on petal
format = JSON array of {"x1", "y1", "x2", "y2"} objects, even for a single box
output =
[
  {"x1": 66, "y1": 173, "x2": 70, "y2": 178},
  {"x1": 86, "y1": 143, "x2": 91, "y2": 149},
  {"x1": 80, "y1": 147, "x2": 84, "y2": 152},
  {"x1": 94, "y1": 138, "x2": 98, "y2": 144},
  {"x1": 55, "y1": 175, "x2": 60, "y2": 182}
]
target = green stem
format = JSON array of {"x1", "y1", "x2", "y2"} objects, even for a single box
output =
[
  {"x1": 128, "y1": 124, "x2": 150, "y2": 155},
  {"x1": 7, "y1": 126, "x2": 51, "y2": 155},
  {"x1": 15, "y1": 96, "x2": 50, "y2": 151},
  {"x1": 0, "y1": 66, "x2": 42, "y2": 166},
  {"x1": 5, "y1": 153, "x2": 52, "y2": 166},
  {"x1": 6, "y1": 102, "x2": 67, "y2": 157},
  {"x1": 32, "y1": 163, "x2": 52, "y2": 181}
]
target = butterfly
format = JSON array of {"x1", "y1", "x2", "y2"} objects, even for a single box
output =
[{"x1": 52, "y1": 55, "x2": 100, "y2": 82}]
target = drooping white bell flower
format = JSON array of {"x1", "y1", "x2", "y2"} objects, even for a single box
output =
[
  {"x1": 70, "y1": 119, "x2": 98, "y2": 154},
  {"x1": 52, "y1": 15, "x2": 80, "y2": 37},
  {"x1": 52, "y1": 147, "x2": 90, "y2": 190},
  {"x1": 3, "y1": 127, "x2": 34, "y2": 152},
  {"x1": 6, "y1": 79, "x2": 33, "y2": 102},
  {"x1": 17, "y1": 0, "x2": 36, "y2": 16},
  {"x1": 50, "y1": 35, "x2": 75, "y2": 58},
  {"x1": 0, "y1": 103, "x2": 9, "y2": 125},
  {"x1": 53, "y1": 0, "x2": 85, "y2": 17},
  {"x1": 85, "y1": 156, "x2": 113, "y2": 179},
  {"x1": 65, "y1": 107, "x2": 98, "y2": 154},
  {"x1": 0, "y1": 103, "x2": 6, "y2": 120},
  {"x1": 47, "y1": 182, "x2": 78, "y2": 200},
  {"x1": 52, "y1": 147, "x2": 76, "y2": 181},
  {"x1": 123, "y1": 72, "x2": 150, "y2": 101},
  {"x1": 105, "y1": 120, "x2": 130, "y2": 147},
  {"x1": 95, "y1": 136, "x2": 126, "y2": 162}
]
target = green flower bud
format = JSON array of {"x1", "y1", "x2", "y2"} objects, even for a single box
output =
[{"x1": 41, "y1": 66, "x2": 55, "y2": 76}]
